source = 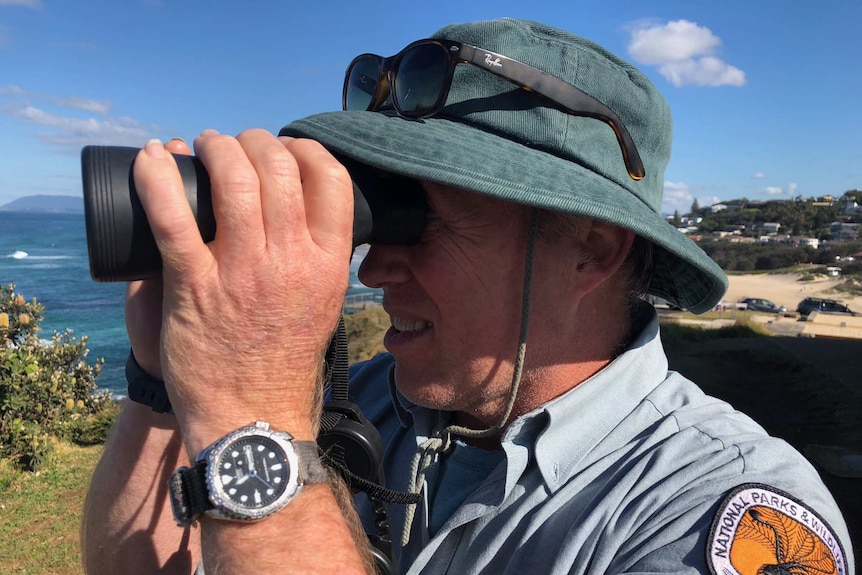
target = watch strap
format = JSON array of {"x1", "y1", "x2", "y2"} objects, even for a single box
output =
[
  {"x1": 125, "y1": 350, "x2": 173, "y2": 414},
  {"x1": 295, "y1": 440, "x2": 329, "y2": 485},
  {"x1": 169, "y1": 462, "x2": 210, "y2": 527},
  {"x1": 168, "y1": 437, "x2": 328, "y2": 526}
]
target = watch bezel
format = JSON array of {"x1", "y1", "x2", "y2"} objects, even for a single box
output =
[{"x1": 202, "y1": 424, "x2": 301, "y2": 522}]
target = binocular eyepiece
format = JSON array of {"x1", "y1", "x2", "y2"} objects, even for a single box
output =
[{"x1": 81, "y1": 146, "x2": 427, "y2": 282}]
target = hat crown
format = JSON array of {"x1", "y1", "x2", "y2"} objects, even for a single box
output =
[
  {"x1": 280, "y1": 18, "x2": 728, "y2": 312},
  {"x1": 431, "y1": 18, "x2": 672, "y2": 214}
]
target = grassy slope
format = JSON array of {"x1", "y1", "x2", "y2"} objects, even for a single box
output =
[
  {"x1": 0, "y1": 441, "x2": 101, "y2": 574},
  {"x1": 1, "y1": 311, "x2": 858, "y2": 572}
]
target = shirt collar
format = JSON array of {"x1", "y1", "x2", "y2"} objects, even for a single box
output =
[
  {"x1": 525, "y1": 303, "x2": 668, "y2": 490},
  {"x1": 387, "y1": 302, "x2": 669, "y2": 491}
]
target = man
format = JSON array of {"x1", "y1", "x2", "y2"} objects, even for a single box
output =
[{"x1": 82, "y1": 18, "x2": 854, "y2": 575}]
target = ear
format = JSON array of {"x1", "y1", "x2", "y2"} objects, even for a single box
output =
[{"x1": 574, "y1": 221, "x2": 636, "y2": 294}]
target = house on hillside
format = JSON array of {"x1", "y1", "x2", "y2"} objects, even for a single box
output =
[
  {"x1": 758, "y1": 222, "x2": 781, "y2": 234},
  {"x1": 841, "y1": 200, "x2": 860, "y2": 215},
  {"x1": 798, "y1": 237, "x2": 820, "y2": 249},
  {"x1": 829, "y1": 222, "x2": 860, "y2": 241}
]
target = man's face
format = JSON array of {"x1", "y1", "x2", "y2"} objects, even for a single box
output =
[{"x1": 358, "y1": 182, "x2": 531, "y2": 422}]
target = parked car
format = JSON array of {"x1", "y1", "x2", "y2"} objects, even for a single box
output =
[
  {"x1": 739, "y1": 298, "x2": 786, "y2": 314},
  {"x1": 796, "y1": 297, "x2": 858, "y2": 317}
]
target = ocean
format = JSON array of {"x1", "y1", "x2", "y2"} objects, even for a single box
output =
[{"x1": 0, "y1": 211, "x2": 375, "y2": 397}]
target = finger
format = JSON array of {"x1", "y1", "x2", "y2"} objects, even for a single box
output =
[
  {"x1": 283, "y1": 138, "x2": 354, "y2": 253},
  {"x1": 165, "y1": 137, "x2": 191, "y2": 156},
  {"x1": 193, "y1": 130, "x2": 265, "y2": 254},
  {"x1": 134, "y1": 140, "x2": 210, "y2": 278},
  {"x1": 236, "y1": 130, "x2": 303, "y2": 241}
]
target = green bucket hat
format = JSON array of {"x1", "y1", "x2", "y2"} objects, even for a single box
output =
[{"x1": 280, "y1": 18, "x2": 727, "y2": 313}]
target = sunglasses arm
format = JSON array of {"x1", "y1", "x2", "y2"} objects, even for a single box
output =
[{"x1": 459, "y1": 45, "x2": 645, "y2": 181}]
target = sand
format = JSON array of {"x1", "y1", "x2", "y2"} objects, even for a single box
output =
[{"x1": 722, "y1": 272, "x2": 862, "y2": 313}]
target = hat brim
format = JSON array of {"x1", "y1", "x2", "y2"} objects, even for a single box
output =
[{"x1": 280, "y1": 111, "x2": 727, "y2": 313}]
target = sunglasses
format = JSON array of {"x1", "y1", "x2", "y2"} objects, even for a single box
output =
[{"x1": 343, "y1": 38, "x2": 645, "y2": 181}]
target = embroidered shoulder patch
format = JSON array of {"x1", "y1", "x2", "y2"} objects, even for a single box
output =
[{"x1": 707, "y1": 483, "x2": 848, "y2": 575}]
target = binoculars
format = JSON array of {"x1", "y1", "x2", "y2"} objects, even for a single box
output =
[{"x1": 81, "y1": 146, "x2": 427, "y2": 282}]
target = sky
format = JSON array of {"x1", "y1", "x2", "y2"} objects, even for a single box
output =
[{"x1": 1, "y1": 0, "x2": 860, "y2": 215}]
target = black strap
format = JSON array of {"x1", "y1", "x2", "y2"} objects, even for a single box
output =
[
  {"x1": 319, "y1": 315, "x2": 419, "y2": 506},
  {"x1": 168, "y1": 462, "x2": 210, "y2": 527},
  {"x1": 321, "y1": 452, "x2": 419, "y2": 505},
  {"x1": 324, "y1": 315, "x2": 350, "y2": 402},
  {"x1": 125, "y1": 350, "x2": 173, "y2": 414}
]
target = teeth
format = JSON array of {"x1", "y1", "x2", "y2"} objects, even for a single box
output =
[{"x1": 391, "y1": 316, "x2": 432, "y2": 333}]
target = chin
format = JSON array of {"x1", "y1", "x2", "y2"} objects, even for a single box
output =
[{"x1": 393, "y1": 365, "x2": 460, "y2": 411}]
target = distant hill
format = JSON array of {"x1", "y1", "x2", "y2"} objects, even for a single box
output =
[{"x1": 0, "y1": 195, "x2": 84, "y2": 213}]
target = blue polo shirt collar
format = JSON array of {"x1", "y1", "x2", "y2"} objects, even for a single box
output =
[{"x1": 386, "y1": 304, "x2": 668, "y2": 496}]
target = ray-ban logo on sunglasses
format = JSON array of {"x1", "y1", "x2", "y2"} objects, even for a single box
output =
[{"x1": 484, "y1": 54, "x2": 503, "y2": 68}]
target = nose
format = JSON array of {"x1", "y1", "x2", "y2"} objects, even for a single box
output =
[{"x1": 358, "y1": 244, "x2": 412, "y2": 288}]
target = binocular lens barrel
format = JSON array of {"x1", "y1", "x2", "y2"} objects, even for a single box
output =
[{"x1": 81, "y1": 145, "x2": 426, "y2": 282}]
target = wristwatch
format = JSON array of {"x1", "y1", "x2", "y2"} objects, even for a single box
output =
[{"x1": 168, "y1": 421, "x2": 329, "y2": 526}]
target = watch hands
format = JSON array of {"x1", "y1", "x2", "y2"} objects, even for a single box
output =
[
  {"x1": 235, "y1": 470, "x2": 249, "y2": 486},
  {"x1": 263, "y1": 458, "x2": 271, "y2": 482},
  {"x1": 243, "y1": 445, "x2": 256, "y2": 473}
]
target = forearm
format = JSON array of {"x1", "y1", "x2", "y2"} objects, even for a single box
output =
[
  {"x1": 199, "y1": 481, "x2": 375, "y2": 574},
  {"x1": 81, "y1": 401, "x2": 201, "y2": 574}
]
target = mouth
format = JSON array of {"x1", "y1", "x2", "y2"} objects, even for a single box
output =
[
  {"x1": 385, "y1": 315, "x2": 433, "y2": 350},
  {"x1": 391, "y1": 316, "x2": 433, "y2": 334}
]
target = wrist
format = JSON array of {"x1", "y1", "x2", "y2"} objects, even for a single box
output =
[
  {"x1": 119, "y1": 399, "x2": 182, "y2": 432},
  {"x1": 164, "y1": 371, "x2": 323, "y2": 455},
  {"x1": 179, "y1": 412, "x2": 317, "y2": 459},
  {"x1": 125, "y1": 350, "x2": 173, "y2": 414}
]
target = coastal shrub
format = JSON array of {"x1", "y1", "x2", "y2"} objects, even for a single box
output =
[
  {"x1": 344, "y1": 306, "x2": 389, "y2": 363},
  {"x1": 660, "y1": 320, "x2": 770, "y2": 347},
  {"x1": 0, "y1": 283, "x2": 112, "y2": 471}
]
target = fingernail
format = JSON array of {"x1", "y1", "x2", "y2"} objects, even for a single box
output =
[
  {"x1": 200, "y1": 129, "x2": 219, "y2": 137},
  {"x1": 167, "y1": 137, "x2": 186, "y2": 145},
  {"x1": 144, "y1": 139, "x2": 167, "y2": 159},
  {"x1": 278, "y1": 136, "x2": 295, "y2": 143}
]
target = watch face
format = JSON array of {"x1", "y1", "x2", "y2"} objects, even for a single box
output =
[{"x1": 216, "y1": 436, "x2": 291, "y2": 510}]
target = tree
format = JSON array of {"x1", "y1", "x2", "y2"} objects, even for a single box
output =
[
  {"x1": 690, "y1": 198, "x2": 700, "y2": 216},
  {"x1": 672, "y1": 210, "x2": 681, "y2": 227},
  {"x1": 0, "y1": 283, "x2": 112, "y2": 471}
]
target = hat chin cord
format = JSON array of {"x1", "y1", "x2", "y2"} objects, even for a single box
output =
[{"x1": 401, "y1": 208, "x2": 538, "y2": 547}]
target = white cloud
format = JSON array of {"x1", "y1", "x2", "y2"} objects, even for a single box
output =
[
  {"x1": 55, "y1": 95, "x2": 112, "y2": 115},
  {"x1": 658, "y1": 57, "x2": 746, "y2": 88},
  {"x1": 628, "y1": 20, "x2": 721, "y2": 65},
  {"x1": 662, "y1": 181, "x2": 723, "y2": 214},
  {"x1": 0, "y1": 85, "x2": 111, "y2": 114},
  {"x1": 10, "y1": 104, "x2": 156, "y2": 149},
  {"x1": 0, "y1": 0, "x2": 42, "y2": 7},
  {"x1": 752, "y1": 172, "x2": 766, "y2": 179},
  {"x1": 627, "y1": 20, "x2": 746, "y2": 88},
  {"x1": 761, "y1": 186, "x2": 785, "y2": 196},
  {"x1": 662, "y1": 181, "x2": 693, "y2": 214},
  {"x1": 697, "y1": 196, "x2": 721, "y2": 208},
  {"x1": 788, "y1": 182, "x2": 798, "y2": 196}
]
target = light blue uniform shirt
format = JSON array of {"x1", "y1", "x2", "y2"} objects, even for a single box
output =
[{"x1": 349, "y1": 305, "x2": 854, "y2": 574}]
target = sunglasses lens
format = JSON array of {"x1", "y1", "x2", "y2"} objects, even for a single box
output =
[
  {"x1": 345, "y1": 56, "x2": 381, "y2": 111},
  {"x1": 393, "y1": 43, "x2": 450, "y2": 116}
]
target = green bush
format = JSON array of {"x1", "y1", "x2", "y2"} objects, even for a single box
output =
[{"x1": 0, "y1": 283, "x2": 113, "y2": 471}]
